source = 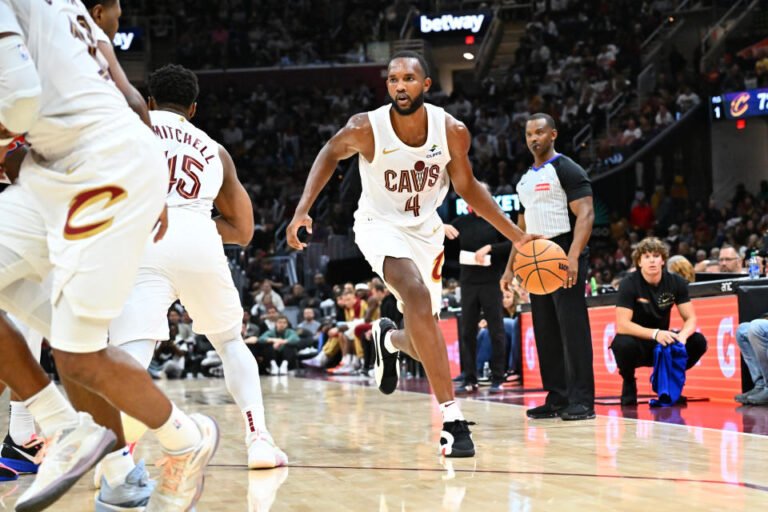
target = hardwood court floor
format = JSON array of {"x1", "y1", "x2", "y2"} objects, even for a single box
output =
[{"x1": 1, "y1": 375, "x2": 767, "y2": 511}]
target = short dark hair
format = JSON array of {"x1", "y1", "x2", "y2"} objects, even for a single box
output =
[
  {"x1": 389, "y1": 50, "x2": 430, "y2": 78},
  {"x1": 527, "y1": 113, "x2": 557, "y2": 130},
  {"x1": 80, "y1": 0, "x2": 117, "y2": 9},
  {"x1": 147, "y1": 64, "x2": 199, "y2": 108}
]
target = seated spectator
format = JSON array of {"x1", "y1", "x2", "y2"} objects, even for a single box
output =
[
  {"x1": 610, "y1": 237, "x2": 708, "y2": 405},
  {"x1": 242, "y1": 310, "x2": 260, "y2": 339},
  {"x1": 666, "y1": 255, "x2": 695, "y2": 283},
  {"x1": 735, "y1": 316, "x2": 768, "y2": 405},
  {"x1": 253, "y1": 280, "x2": 285, "y2": 312},
  {"x1": 655, "y1": 104, "x2": 674, "y2": 127},
  {"x1": 151, "y1": 334, "x2": 185, "y2": 380},
  {"x1": 254, "y1": 315, "x2": 301, "y2": 375},
  {"x1": 718, "y1": 244, "x2": 744, "y2": 273}
]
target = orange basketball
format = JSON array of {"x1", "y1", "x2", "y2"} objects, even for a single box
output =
[{"x1": 513, "y1": 239, "x2": 569, "y2": 295}]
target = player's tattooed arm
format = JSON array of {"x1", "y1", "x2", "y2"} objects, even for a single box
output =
[
  {"x1": 287, "y1": 113, "x2": 373, "y2": 250},
  {"x1": 214, "y1": 144, "x2": 254, "y2": 246}
]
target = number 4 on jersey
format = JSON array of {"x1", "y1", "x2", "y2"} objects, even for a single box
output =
[{"x1": 405, "y1": 194, "x2": 420, "y2": 217}]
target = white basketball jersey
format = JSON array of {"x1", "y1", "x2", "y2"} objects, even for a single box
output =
[
  {"x1": 150, "y1": 110, "x2": 223, "y2": 215},
  {"x1": 0, "y1": 0, "x2": 130, "y2": 161},
  {"x1": 355, "y1": 103, "x2": 451, "y2": 227}
]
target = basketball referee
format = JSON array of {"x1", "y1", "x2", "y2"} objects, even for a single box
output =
[{"x1": 501, "y1": 113, "x2": 596, "y2": 421}]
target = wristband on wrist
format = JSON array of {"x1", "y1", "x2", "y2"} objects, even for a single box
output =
[{"x1": 652, "y1": 329, "x2": 660, "y2": 341}]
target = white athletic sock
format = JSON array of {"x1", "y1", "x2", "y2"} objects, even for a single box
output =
[
  {"x1": 9, "y1": 401, "x2": 36, "y2": 445},
  {"x1": 243, "y1": 406, "x2": 267, "y2": 441},
  {"x1": 440, "y1": 401, "x2": 464, "y2": 423},
  {"x1": 209, "y1": 337, "x2": 269, "y2": 441},
  {"x1": 152, "y1": 403, "x2": 202, "y2": 453},
  {"x1": 383, "y1": 330, "x2": 397, "y2": 354},
  {"x1": 23, "y1": 382, "x2": 79, "y2": 437},
  {"x1": 101, "y1": 445, "x2": 136, "y2": 488}
]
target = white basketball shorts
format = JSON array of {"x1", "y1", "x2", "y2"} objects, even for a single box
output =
[
  {"x1": 0, "y1": 114, "x2": 167, "y2": 352},
  {"x1": 353, "y1": 212, "x2": 445, "y2": 315},
  {"x1": 109, "y1": 207, "x2": 244, "y2": 345}
]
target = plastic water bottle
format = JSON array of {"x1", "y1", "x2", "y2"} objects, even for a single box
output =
[
  {"x1": 749, "y1": 251, "x2": 760, "y2": 279},
  {"x1": 482, "y1": 362, "x2": 491, "y2": 380}
]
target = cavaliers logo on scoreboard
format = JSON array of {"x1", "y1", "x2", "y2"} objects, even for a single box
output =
[
  {"x1": 711, "y1": 88, "x2": 768, "y2": 120},
  {"x1": 729, "y1": 92, "x2": 751, "y2": 118}
]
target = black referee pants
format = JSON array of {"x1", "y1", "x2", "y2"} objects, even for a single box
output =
[
  {"x1": 460, "y1": 280, "x2": 506, "y2": 384},
  {"x1": 530, "y1": 249, "x2": 595, "y2": 407}
]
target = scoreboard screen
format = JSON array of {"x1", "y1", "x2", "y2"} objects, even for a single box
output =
[{"x1": 711, "y1": 88, "x2": 768, "y2": 120}]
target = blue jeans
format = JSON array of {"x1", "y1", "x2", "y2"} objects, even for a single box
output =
[
  {"x1": 477, "y1": 317, "x2": 520, "y2": 374},
  {"x1": 737, "y1": 319, "x2": 768, "y2": 389}
]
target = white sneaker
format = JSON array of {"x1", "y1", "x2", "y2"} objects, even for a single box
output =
[
  {"x1": 201, "y1": 351, "x2": 222, "y2": 368},
  {"x1": 146, "y1": 414, "x2": 219, "y2": 512},
  {"x1": 94, "y1": 459, "x2": 155, "y2": 512},
  {"x1": 301, "y1": 352, "x2": 328, "y2": 368},
  {"x1": 269, "y1": 360, "x2": 279, "y2": 375},
  {"x1": 247, "y1": 430, "x2": 288, "y2": 470},
  {"x1": 15, "y1": 412, "x2": 117, "y2": 512},
  {"x1": 278, "y1": 360, "x2": 288, "y2": 375}
]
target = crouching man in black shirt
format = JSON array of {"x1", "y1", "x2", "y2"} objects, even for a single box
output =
[{"x1": 611, "y1": 237, "x2": 708, "y2": 405}]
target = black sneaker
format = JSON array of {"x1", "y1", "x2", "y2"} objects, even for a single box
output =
[
  {"x1": 526, "y1": 403, "x2": 566, "y2": 419},
  {"x1": 488, "y1": 381, "x2": 504, "y2": 394},
  {"x1": 0, "y1": 433, "x2": 44, "y2": 474},
  {"x1": 621, "y1": 378, "x2": 638, "y2": 406},
  {"x1": 454, "y1": 381, "x2": 479, "y2": 395},
  {"x1": 440, "y1": 420, "x2": 475, "y2": 458},
  {"x1": 372, "y1": 318, "x2": 399, "y2": 394},
  {"x1": 559, "y1": 404, "x2": 596, "y2": 421}
]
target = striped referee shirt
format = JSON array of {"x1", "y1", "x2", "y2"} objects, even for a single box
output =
[{"x1": 516, "y1": 154, "x2": 592, "y2": 238}]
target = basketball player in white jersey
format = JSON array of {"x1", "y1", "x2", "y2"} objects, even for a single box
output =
[
  {"x1": 287, "y1": 51, "x2": 534, "y2": 457},
  {"x1": 109, "y1": 63, "x2": 288, "y2": 469},
  {"x1": 0, "y1": 2, "x2": 157, "y2": 493},
  {"x1": 0, "y1": 2, "x2": 219, "y2": 510}
]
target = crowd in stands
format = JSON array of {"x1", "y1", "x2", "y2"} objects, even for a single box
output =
[{"x1": 123, "y1": 0, "x2": 418, "y2": 69}]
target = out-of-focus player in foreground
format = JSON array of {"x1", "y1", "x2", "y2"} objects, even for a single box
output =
[
  {"x1": 0, "y1": 1, "x2": 218, "y2": 510},
  {"x1": 109, "y1": 63, "x2": 287, "y2": 469}
]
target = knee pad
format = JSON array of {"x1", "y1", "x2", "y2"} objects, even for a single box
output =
[{"x1": 206, "y1": 324, "x2": 242, "y2": 349}]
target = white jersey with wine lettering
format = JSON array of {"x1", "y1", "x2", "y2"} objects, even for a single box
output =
[
  {"x1": 0, "y1": 0, "x2": 130, "y2": 161},
  {"x1": 353, "y1": 103, "x2": 452, "y2": 315},
  {"x1": 110, "y1": 113, "x2": 242, "y2": 344},
  {"x1": 355, "y1": 103, "x2": 451, "y2": 227},
  {"x1": 150, "y1": 110, "x2": 223, "y2": 216},
  {"x1": 0, "y1": 0, "x2": 167, "y2": 352}
]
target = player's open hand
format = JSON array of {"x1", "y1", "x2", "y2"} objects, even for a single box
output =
[
  {"x1": 153, "y1": 204, "x2": 169, "y2": 243},
  {"x1": 443, "y1": 224, "x2": 459, "y2": 240},
  {"x1": 513, "y1": 232, "x2": 544, "y2": 251},
  {"x1": 287, "y1": 213, "x2": 312, "y2": 250},
  {"x1": 564, "y1": 254, "x2": 579, "y2": 288},
  {"x1": 500, "y1": 268, "x2": 516, "y2": 293}
]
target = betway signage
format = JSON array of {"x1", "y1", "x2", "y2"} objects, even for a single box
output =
[{"x1": 417, "y1": 11, "x2": 491, "y2": 37}]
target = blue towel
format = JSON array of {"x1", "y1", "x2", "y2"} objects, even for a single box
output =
[{"x1": 649, "y1": 342, "x2": 688, "y2": 407}]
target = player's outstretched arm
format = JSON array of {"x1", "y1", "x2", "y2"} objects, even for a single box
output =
[
  {"x1": 97, "y1": 41, "x2": 151, "y2": 127},
  {"x1": 214, "y1": 144, "x2": 255, "y2": 246},
  {"x1": 286, "y1": 113, "x2": 373, "y2": 250},
  {"x1": 445, "y1": 116, "x2": 533, "y2": 249}
]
